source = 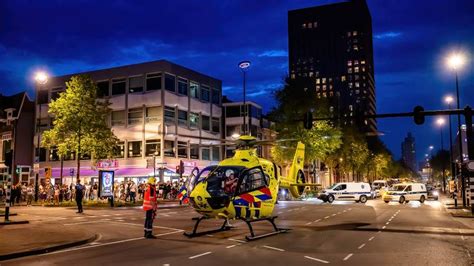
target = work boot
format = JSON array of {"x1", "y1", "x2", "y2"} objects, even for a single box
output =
[
  {"x1": 146, "y1": 232, "x2": 157, "y2": 239},
  {"x1": 144, "y1": 230, "x2": 147, "y2": 237}
]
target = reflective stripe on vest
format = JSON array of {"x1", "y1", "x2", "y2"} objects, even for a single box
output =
[{"x1": 143, "y1": 185, "x2": 157, "y2": 211}]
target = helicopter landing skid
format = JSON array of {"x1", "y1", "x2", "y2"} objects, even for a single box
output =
[
  {"x1": 242, "y1": 216, "x2": 289, "y2": 241},
  {"x1": 184, "y1": 216, "x2": 233, "y2": 238}
]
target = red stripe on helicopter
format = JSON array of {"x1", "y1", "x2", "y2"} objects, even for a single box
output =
[{"x1": 239, "y1": 193, "x2": 255, "y2": 203}]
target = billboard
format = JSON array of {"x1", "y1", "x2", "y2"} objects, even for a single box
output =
[{"x1": 98, "y1": 170, "x2": 114, "y2": 197}]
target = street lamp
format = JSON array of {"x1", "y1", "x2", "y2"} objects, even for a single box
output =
[
  {"x1": 428, "y1": 145, "x2": 434, "y2": 183},
  {"x1": 436, "y1": 117, "x2": 445, "y2": 150},
  {"x1": 445, "y1": 51, "x2": 467, "y2": 206},
  {"x1": 34, "y1": 71, "x2": 48, "y2": 201},
  {"x1": 444, "y1": 95, "x2": 456, "y2": 183},
  {"x1": 238, "y1": 60, "x2": 251, "y2": 135}
]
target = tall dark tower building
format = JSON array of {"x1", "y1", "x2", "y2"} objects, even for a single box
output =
[
  {"x1": 401, "y1": 132, "x2": 417, "y2": 172},
  {"x1": 288, "y1": 0, "x2": 376, "y2": 133}
]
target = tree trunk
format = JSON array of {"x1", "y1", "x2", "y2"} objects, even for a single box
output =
[{"x1": 76, "y1": 136, "x2": 81, "y2": 182}]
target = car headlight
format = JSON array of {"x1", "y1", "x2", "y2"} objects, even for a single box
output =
[{"x1": 433, "y1": 191, "x2": 439, "y2": 196}]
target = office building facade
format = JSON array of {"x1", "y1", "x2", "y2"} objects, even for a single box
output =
[
  {"x1": 288, "y1": 0, "x2": 376, "y2": 133},
  {"x1": 401, "y1": 132, "x2": 417, "y2": 172}
]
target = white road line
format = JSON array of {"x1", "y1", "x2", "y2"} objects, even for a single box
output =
[
  {"x1": 304, "y1": 256, "x2": 329, "y2": 264},
  {"x1": 358, "y1": 244, "x2": 366, "y2": 249},
  {"x1": 189, "y1": 251, "x2": 212, "y2": 259},
  {"x1": 343, "y1": 253, "x2": 353, "y2": 261},
  {"x1": 324, "y1": 216, "x2": 330, "y2": 219},
  {"x1": 107, "y1": 221, "x2": 184, "y2": 231},
  {"x1": 101, "y1": 215, "x2": 111, "y2": 217},
  {"x1": 226, "y1": 244, "x2": 237, "y2": 249},
  {"x1": 332, "y1": 214, "x2": 337, "y2": 216},
  {"x1": 114, "y1": 214, "x2": 121, "y2": 216},
  {"x1": 263, "y1": 245, "x2": 285, "y2": 252},
  {"x1": 369, "y1": 236, "x2": 375, "y2": 241},
  {"x1": 228, "y1": 238, "x2": 246, "y2": 243},
  {"x1": 382, "y1": 226, "x2": 386, "y2": 229},
  {"x1": 337, "y1": 212, "x2": 342, "y2": 215},
  {"x1": 206, "y1": 234, "x2": 214, "y2": 237},
  {"x1": 385, "y1": 222, "x2": 390, "y2": 225},
  {"x1": 342, "y1": 210, "x2": 347, "y2": 212},
  {"x1": 314, "y1": 219, "x2": 321, "y2": 223},
  {"x1": 163, "y1": 264, "x2": 170, "y2": 266},
  {"x1": 305, "y1": 222, "x2": 312, "y2": 225},
  {"x1": 64, "y1": 221, "x2": 102, "y2": 226}
]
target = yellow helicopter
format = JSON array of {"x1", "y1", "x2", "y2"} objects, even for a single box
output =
[{"x1": 183, "y1": 135, "x2": 308, "y2": 240}]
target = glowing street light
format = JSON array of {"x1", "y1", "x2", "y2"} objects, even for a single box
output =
[
  {"x1": 436, "y1": 117, "x2": 445, "y2": 126},
  {"x1": 34, "y1": 71, "x2": 49, "y2": 85},
  {"x1": 446, "y1": 53, "x2": 466, "y2": 71},
  {"x1": 444, "y1": 95, "x2": 454, "y2": 105},
  {"x1": 443, "y1": 95, "x2": 455, "y2": 183},
  {"x1": 238, "y1": 60, "x2": 251, "y2": 135}
]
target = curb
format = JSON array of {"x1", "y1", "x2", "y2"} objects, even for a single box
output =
[
  {"x1": 0, "y1": 234, "x2": 98, "y2": 261},
  {"x1": 0, "y1": 220, "x2": 29, "y2": 225}
]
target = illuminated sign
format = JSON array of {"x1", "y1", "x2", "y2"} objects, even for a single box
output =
[
  {"x1": 97, "y1": 159, "x2": 119, "y2": 169},
  {"x1": 98, "y1": 170, "x2": 114, "y2": 197}
]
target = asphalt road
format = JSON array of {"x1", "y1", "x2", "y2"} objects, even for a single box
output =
[{"x1": 2, "y1": 198, "x2": 473, "y2": 266}]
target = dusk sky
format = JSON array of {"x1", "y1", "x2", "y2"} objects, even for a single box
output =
[{"x1": 1, "y1": 0, "x2": 473, "y2": 162}]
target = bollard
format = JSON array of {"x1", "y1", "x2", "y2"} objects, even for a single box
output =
[{"x1": 4, "y1": 175, "x2": 12, "y2": 222}]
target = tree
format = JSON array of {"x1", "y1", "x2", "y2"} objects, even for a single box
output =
[
  {"x1": 430, "y1": 149, "x2": 450, "y2": 190},
  {"x1": 269, "y1": 76, "x2": 342, "y2": 164},
  {"x1": 42, "y1": 75, "x2": 118, "y2": 181}
]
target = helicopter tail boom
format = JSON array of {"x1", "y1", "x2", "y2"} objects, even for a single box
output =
[{"x1": 279, "y1": 141, "x2": 306, "y2": 198}]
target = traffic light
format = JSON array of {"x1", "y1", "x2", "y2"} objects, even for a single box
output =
[
  {"x1": 45, "y1": 167, "x2": 52, "y2": 179},
  {"x1": 413, "y1": 106, "x2": 425, "y2": 125},
  {"x1": 303, "y1": 111, "x2": 313, "y2": 130}
]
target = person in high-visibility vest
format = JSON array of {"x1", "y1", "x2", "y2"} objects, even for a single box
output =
[{"x1": 143, "y1": 177, "x2": 158, "y2": 239}]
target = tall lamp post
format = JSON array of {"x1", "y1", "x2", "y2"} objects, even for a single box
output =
[
  {"x1": 238, "y1": 61, "x2": 251, "y2": 135},
  {"x1": 436, "y1": 118, "x2": 447, "y2": 192},
  {"x1": 429, "y1": 145, "x2": 434, "y2": 183},
  {"x1": 446, "y1": 52, "x2": 467, "y2": 206},
  {"x1": 444, "y1": 95, "x2": 456, "y2": 183},
  {"x1": 34, "y1": 71, "x2": 48, "y2": 202}
]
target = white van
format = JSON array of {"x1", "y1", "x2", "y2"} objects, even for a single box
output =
[
  {"x1": 372, "y1": 180, "x2": 388, "y2": 197},
  {"x1": 319, "y1": 182, "x2": 372, "y2": 203},
  {"x1": 383, "y1": 183, "x2": 427, "y2": 204}
]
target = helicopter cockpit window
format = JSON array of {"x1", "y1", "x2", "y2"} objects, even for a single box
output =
[
  {"x1": 206, "y1": 166, "x2": 245, "y2": 196},
  {"x1": 237, "y1": 167, "x2": 267, "y2": 195}
]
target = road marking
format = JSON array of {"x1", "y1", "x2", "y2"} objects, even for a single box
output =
[
  {"x1": 385, "y1": 222, "x2": 390, "y2": 225},
  {"x1": 337, "y1": 212, "x2": 342, "y2": 215},
  {"x1": 332, "y1": 214, "x2": 337, "y2": 216},
  {"x1": 87, "y1": 216, "x2": 97, "y2": 218},
  {"x1": 378, "y1": 230, "x2": 382, "y2": 233},
  {"x1": 305, "y1": 222, "x2": 312, "y2": 225},
  {"x1": 342, "y1": 210, "x2": 347, "y2": 212},
  {"x1": 263, "y1": 245, "x2": 285, "y2": 252},
  {"x1": 382, "y1": 226, "x2": 386, "y2": 229},
  {"x1": 369, "y1": 236, "x2": 375, "y2": 241},
  {"x1": 163, "y1": 264, "x2": 170, "y2": 266},
  {"x1": 228, "y1": 238, "x2": 246, "y2": 243},
  {"x1": 107, "y1": 221, "x2": 184, "y2": 231},
  {"x1": 101, "y1": 215, "x2": 111, "y2": 217},
  {"x1": 73, "y1": 217, "x2": 85, "y2": 219},
  {"x1": 314, "y1": 219, "x2": 321, "y2": 223},
  {"x1": 189, "y1": 252, "x2": 212, "y2": 259},
  {"x1": 324, "y1": 216, "x2": 330, "y2": 219},
  {"x1": 226, "y1": 244, "x2": 238, "y2": 249},
  {"x1": 348, "y1": 208, "x2": 352, "y2": 211},
  {"x1": 114, "y1": 214, "x2": 121, "y2": 216},
  {"x1": 358, "y1": 244, "x2": 366, "y2": 249},
  {"x1": 278, "y1": 212, "x2": 283, "y2": 214},
  {"x1": 343, "y1": 253, "x2": 353, "y2": 261},
  {"x1": 304, "y1": 256, "x2": 329, "y2": 264},
  {"x1": 64, "y1": 220, "x2": 102, "y2": 226}
]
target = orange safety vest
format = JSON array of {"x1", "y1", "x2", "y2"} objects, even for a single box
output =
[{"x1": 143, "y1": 184, "x2": 157, "y2": 211}]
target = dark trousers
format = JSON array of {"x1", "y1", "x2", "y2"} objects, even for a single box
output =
[
  {"x1": 144, "y1": 210, "x2": 154, "y2": 235},
  {"x1": 130, "y1": 192, "x2": 136, "y2": 203},
  {"x1": 76, "y1": 197, "x2": 83, "y2": 213}
]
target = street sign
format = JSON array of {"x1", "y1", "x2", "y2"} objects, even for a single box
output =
[
  {"x1": 468, "y1": 161, "x2": 474, "y2": 171},
  {"x1": 69, "y1": 168, "x2": 75, "y2": 177}
]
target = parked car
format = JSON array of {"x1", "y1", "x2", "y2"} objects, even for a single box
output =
[
  {"x1": 383, "y1": 183, "x2": 427, "y2": 204},
  {"x1": 427, "y1": 186, "x2": 439, "y2": 200},
  {"x1": 372, "y1": 180, "x2": 388, "y2": 197},
  {"x1": 319, "y1": 182, "x2": 372, "y2": 203}
]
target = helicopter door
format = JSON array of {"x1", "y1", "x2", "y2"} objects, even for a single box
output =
[{"x1": 233, "y1": 167, "x2": 271, "y2": 219}]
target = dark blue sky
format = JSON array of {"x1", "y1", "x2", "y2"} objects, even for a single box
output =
[{"x1": 1, "y1": 0, "x2": 473, "y2": 162}]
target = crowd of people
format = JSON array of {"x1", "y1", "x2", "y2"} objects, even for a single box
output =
[{"x1": 0, "y1": 179, "x2": 186, "y2": 206}]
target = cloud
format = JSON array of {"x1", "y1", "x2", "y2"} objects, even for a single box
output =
[
  {"x1": 374, "y1": 31, "x2": 402, "y2": 40},
  {"x1": 258, "y1": 50, "x2": 287, "y2": 57}
]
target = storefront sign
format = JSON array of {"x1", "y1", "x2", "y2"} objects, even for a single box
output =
[
  {"x1": 98, "y1": 170, "x2": 114, "y2": 197},
  {"x1": 97, "y1": 159, "x2": 119, "y2": 169},
  {"x1": 2, "y1": 133, "x2": 12, "y2": 141}
]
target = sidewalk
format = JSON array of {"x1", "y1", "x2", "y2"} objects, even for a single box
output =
[
  {"x1": 442, "y1": 194, "x2": 474, "y2": 218},
  {"x1": 1, "y1": 199, "x2": 185, "y2": 209},
  {"x1": 0, "y1": 223, "x2": 96, "y2": 261}
]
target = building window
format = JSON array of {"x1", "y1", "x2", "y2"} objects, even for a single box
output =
[
  {"x1": 202, "y1": 115, "x2": 210, "y2": 131},
  {"x1": 190, "y1": 81, "x2": 199, "y2": 99},
  {"x1": 212, "y1": 147, "x2": 220, "y2": 161},
  {"x1": 201, "y1": 86, "x2": 210, "y2": 102},
  {"x1": 164, "y1": 140, "x2": 175, "y2": 157},
  {"x1": 189, "y1": 112, "x2": 199, "y2": 129},
  {"x1": 211, "y1": 117, "x2": 220, "y2": 133},
  {"x1": 201, "y1": 147, "x2": 210, "y2": 160},
  {"x1": 128, "y1": 108, "x2": 143, "y2": 125},
  {"x1": 165, "y1": 74, "x2": 175, "y2": 92},
  {"x1": 178, "y1": 110, "x2": 188, "y2": 127},
  {"x1": 313, "y1": 22, "x2": 318, "y2": 28},
  {"x1": 164, "y1": 106, "x2": 175, "y2": 123},
  {"x1": 354, "y1": 67, "x2": 359, "y2": 73},
  {"x1": 145, "y1": 139, "x2": 160, "y2": 156},
  {"x1": 112, "y1": 78, "x2": 126, "y2": 95},
  {"x1": 97, "y1": 81, "x2": 109, "y2": 97},
  {"x1": 146, "y1": 73, "x2": 161, "y2": 91},
  {"x1": 353, "y1": 31, "x2": 358, "y2": 36},
  {"x1": 128, "y1": 141, "x2": 142, "y2": 158},
  {"x1": 354, "y1": 60, "x2": 359, "y2": 65},
  {"x1": 178, "y1": 141, "x2": 187, "y2": 158},
  {"x1": 113, "y1": 142, "x2": 125, "y2": 158},
  {"x1": 302, "y1": 23, "x2": 306, "y2": 29},
  {"x1": 348, "y1": 68, "x2": 353, "y2": 74},
  {"x1": 353, "y1": 45, "x2": 359, "y2": 51},
  {"x1": 362, "y1": 67, "x2": 366, "y2": 72},
  {"x1": 177, "y1": 78, "x2": 188, "y2": 95},
  {"x1": 211, "y1": 88, "x2": 220, "y2": 105},
  {"x1": 322, "y1": 85, "x2": 327, "y2": 91},
  {"x1": 50, "y1": 87, "x2": 64, "y2": 101},
  {"x1": 322, "y1": 78, "x2": 326, "y2": 84},
  {"x1": 226, "y1": 125, "x2": 240, "y2": 137},
  {"x1": 190, "y1": 144, "x2": 199, "y2": 159},
  {"x1": 361, "y1": 60, "x2": 366, "y2": 65},
  {"x1": 49, "y1": 147, "x2": 60, "y2": 161},
  {"x1": 111, "y1": 110, "x2": 126, "y2": 126},
  {"x1": 145, "y1": 106, "x2": 160, "y2": 123},
  {"x1": 355, "y1": 82, "x2": 360, "y2": 88},
  {"x1": 226, "y1": 106, "x2": 240, "y2": 117},
  {"x1": 38, "y1": 90, "x2": 49, "y2": 104},
  {"x1": 129, "y1": 76, "x2": 144, "y2": 93}
]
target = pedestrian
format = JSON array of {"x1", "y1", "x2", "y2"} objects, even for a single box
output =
[
  {"x1": 54, "y1": 185, "x2": 60, "y2": 205},
  {"x1": 143, "y1": 177, "x2": 158, "y2": 239},
  {"x1": 75, "y1": 179, "x2": 85, "y2": 213},
  {"x1": 26, "y1": 184, "x2": 34, "y2": 206},
  {"x1": 130, "y1": 181, "x2": 137, "y2": 204}
]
